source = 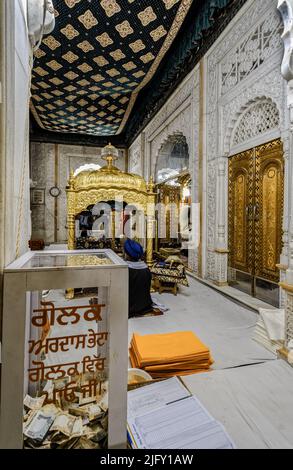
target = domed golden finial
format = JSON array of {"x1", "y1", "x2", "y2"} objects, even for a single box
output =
[{"x1": 101, "y1": 142, "x2": 119, "y2": 168}]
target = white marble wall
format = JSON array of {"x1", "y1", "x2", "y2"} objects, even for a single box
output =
[
  {"x1": 30, "y1": 142, "x2": 126, "y2": 243},
  {"x1": 128, "y1": 135, "x2": 144, "y2": 176},
  {"x1": 0, "y1": 0, "x2": 32, "y2": 269},
  {"x1": 128, "y1": 0, "x2": 288, "y2": 285},
  {"x1": 128, "y1": 60, "x2": 201, "y2": 273},
  {"x1": 204, "y1": 0, "x2": 288, "y2": 283}
]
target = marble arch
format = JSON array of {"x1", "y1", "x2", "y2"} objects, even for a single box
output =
[
  {"x1": 152, "y1": 131, "x2": 190, "y2": 179},
  {"x1": 224, "y1": 96, "x2": 281, "y2": 156}
]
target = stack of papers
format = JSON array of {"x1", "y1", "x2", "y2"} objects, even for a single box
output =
[
  {"x1": 253, "y1": 309, "x2": 285, "y2": 354},
  {"x1": 129, "y1": 331, "x2": 213, "y2": 378},
  {"x1": 127, "y1": 377, "x2": 235, "y2": 449}
]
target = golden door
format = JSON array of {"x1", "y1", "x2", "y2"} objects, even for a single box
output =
[{"x1": 228, "y1": 139, "x2": 284, "y2": 298}]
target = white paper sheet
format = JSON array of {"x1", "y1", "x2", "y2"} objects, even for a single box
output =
[
  {"x1": 127, "y1": 377, "x2": 190, "y2": 420},
  {"x1": 128, "y1": 396, "x2": 235, "y2": 449},
  {"x1": 182, "y1": 361, "x2": 293, "y2": 449}
]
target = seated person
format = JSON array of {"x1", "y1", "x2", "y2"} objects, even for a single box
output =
[{"x1": 124, "y1": 239, "x2": 153, "y2": 318}]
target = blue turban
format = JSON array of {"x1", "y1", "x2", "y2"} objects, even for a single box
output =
[{"x1": 124, "y1": 239, "x2": 144, "y2": 261}]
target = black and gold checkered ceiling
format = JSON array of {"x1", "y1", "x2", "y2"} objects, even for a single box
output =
[{"x1": 30, "y1": 0, "x2": 194, "y2": 137}]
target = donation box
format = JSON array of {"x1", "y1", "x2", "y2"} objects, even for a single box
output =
[{"x1": 0, "y1": 250, "x2": 128, "y2": 449}]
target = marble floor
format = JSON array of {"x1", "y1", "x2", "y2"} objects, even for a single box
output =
[
  {"x1": 129, "y1": 277, "x2": 293, "y2": 449},
  {"x1": 129, "y1": 276, "x2": 276, "y2": 370}
]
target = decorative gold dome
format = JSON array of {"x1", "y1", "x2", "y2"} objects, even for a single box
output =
[
  {"x1": 68, "y1": 143, "x2": 148, "y2": 194},
  {"x1": 70, "y1": 164, "x2": 148, "y2": 193}
]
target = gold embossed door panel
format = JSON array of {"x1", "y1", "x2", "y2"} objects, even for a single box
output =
[
  {"x1": 255, "y1": 140, "x2": 284, "y2": 283},
  {"x1": 228, "y1": 139, "x2": 284, "y2": 298},
  {"x1": 228, "y1": 149, "x2": 253, "y2": 274}
]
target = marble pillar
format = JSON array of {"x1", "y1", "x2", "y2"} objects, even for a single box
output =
[
  {"x1": 277, "y1": 0, "x2": 293, "y2": 358},
  {"x1": 214, "y1": 157, "x2": 229, "y2": 286}
]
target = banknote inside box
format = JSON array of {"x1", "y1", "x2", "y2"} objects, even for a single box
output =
[{"x1": 23, "y1": 287, "x2": 110, "y2": 449}]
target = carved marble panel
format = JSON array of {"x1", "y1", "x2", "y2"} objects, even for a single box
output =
[
  {"x1": 205, "y1": 0, "x2": 288, "y2": 283},
  {"x1": 143, "y1": 68, "x2": 200, "y2": 273},
  {"x1": 30, "y1": 142, "x2": 126, "y2": 243},
  {"x1": 129, "y1": 135, "x2": 142, "y2": 175}
]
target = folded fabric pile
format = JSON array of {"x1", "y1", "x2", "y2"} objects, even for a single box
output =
[
  {"x1": 129, "y1": 331, "x2": 213, "y2": 378},
  {"x1": 253, "y1": 308, "x2": 285, "y2": 354}
]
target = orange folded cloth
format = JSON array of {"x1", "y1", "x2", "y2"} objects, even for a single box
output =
[{"x1": 129, "y1": 331, "x2": 213, "y2": 378}]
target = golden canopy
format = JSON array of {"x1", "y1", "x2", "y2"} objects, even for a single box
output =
[
  {"x1": 66, "y1": 144, "x2": 156, "y2": 266},
  {"x1": 70, "y1": 164, "x2": 148, "y2": 196}
]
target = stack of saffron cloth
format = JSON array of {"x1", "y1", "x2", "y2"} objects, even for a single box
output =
[{"x1": 129, "y1": 331, "x2": 213, "y2": 378}]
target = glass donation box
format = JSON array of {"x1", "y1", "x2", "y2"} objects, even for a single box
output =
[{"x1": 0, "y1": 250, "x2": 128, "y2": 450}]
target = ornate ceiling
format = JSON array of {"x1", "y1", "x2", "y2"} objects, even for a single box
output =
[
  {"x1": 30, "y1": 0, "x2": 247, "y2": 146},
  {"x1": 30, "y1": 0, "x2": 194, "y2": 137}
]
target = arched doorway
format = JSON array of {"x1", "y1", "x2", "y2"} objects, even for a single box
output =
[
  {"x1": 154, "y1": 134, "x2": 191, "y2": 266},
  {"x1": 227, "y1": 98, "x2": 285, "y2": 307},
  {"x1": 228, "y1": 132, "x2": 284, "y2": 306}
]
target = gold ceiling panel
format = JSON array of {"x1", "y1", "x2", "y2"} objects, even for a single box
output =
[
  {"x1": 93, "y1": 56, "x2": 109, "y2": 67},
  {"x1": 110, "y1": 49, "x2": 126, "y2": 61},
  {"x1": 61, "y1": 24, "x2": 79, "y2": 40},
  {"x1": 133, "y1": 70, "x2": 145, "y2": 78},
  {"x1": 78, "y1": 10, "x2": 98, "y2": 30},
  {"x1": 78, "y1": 79, "x2": 90, "y2": 87},
  {"x1": 115, "y1": 21, "x2": 134, "y2": 38},
  {"x1": 150, "y1": 25, "x2": 168, "y2": 41},
  {"x1": 37, "y1": 82, "x2": 50, "y2": 89},
  {"x1": 118, "y1": 77, "x2": 129, "y2": 83},
  {"x1": 129, "y1": 40, "x2": 146, "y2": 53},
  {"x1": 96, "y1": 32, "x2": 114, "y2": 47},
  {"x1": 92, "y1": 74, "x2": 105, "y2": 82},
  {"x1": 64, "y1": 71, "x2": 78, "y2": 80},
  {"x1": 34, "y1": 49, "x2": 46, "y2": 58},
  {"x1": 140, "y1": 52, "x2": 155, "y2": 63},
  {"x1": 78, "y1": 63, "x2": 93, "y2": 73},
  {"x1": 122, "y1": 61, "x2": 137, "y2": 71},
  {"x1": 62, "y1": 51, "x2": 78, "y2": 63},
  {"x1": 42, "y1": 35, "x2": 61, "y2": 50},
  {"x1": 65, "y1": 0, "x2": 81, "y2": 8},
  {"x1": 100, "y1": 0, "x2": 121, "y2": 17},
  {"x1": 163, "y1": 0, "x2": 181, "y2": 9},
  {"x1": 138, "y1": 7, "x2": 157, "y2": 26},
  {"x1": 34, "y1": 67, "x2": 48, "y2": 77},
  {"x1": 47, "y1": 60, "x2": 62, "y2": 71},
  {"x1": 106, "y1": 68, "x2": 120, "y2": 77},
  {"x1": 77, "y1": 41, "x2": 94, "y2": 52}
]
